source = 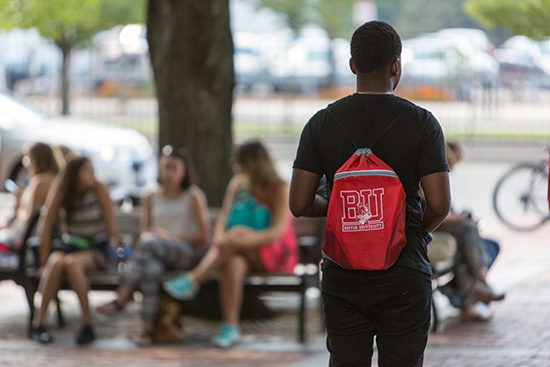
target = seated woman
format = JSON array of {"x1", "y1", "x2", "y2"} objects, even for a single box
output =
[
  {"x1": 31, "y1": 157, "x2": 118, "y2": 345},
  {"x1": 163, "y1": 140, "x2": 298, "y2": 348},
  {"x1": 0, "y1": 143, "x2": 59, "y2": 251},
  {"x1": 437, "y1": 141, "x2": 505, "y2": 322},
  {"x1": 96, "y1": 146, "x2": 210, "y2": 347}
]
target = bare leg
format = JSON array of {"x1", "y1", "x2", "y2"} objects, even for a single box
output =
[
  {"x1": 115, "y1": 285, "x2": 133, "y2": 306},
  {"x1": 219, "y1": 254, "x2": 248, "y2": 326},
  {"x1": 33, "y1": 252, "x2": 66, "y2": 327},
  {"x1": 63, "y1": 251, "x2": 100, "y2": 325},
  {"x1": 188, "y1": 247, "x2": 228, "y2": 284},
  {"x1": 219, "y1": 248, "x2": 265, "y2": 326}
]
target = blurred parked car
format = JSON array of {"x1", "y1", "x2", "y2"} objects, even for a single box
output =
[
  {"x1": 400, "y1": 28, "x2": 499, "y2": 100},
  {"x1": 496, "y1": 36, "x2": 550, "y2": 90},
  {"x1": 268, "y1": 28, "x2": 332, "y2": 95},
  {"x1": 0, "y1": 93, "x2": 157, "y2": 202},
  {"x1": 0, "y1": 66, "x2": 7, "y2": 92}
]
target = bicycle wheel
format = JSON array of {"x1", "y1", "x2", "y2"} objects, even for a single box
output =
[{"x1": 492, "y1": 163, "x2": 550, "y2": 231}]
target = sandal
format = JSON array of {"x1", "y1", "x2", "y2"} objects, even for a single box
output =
[
  {"x1": 96, "y1": 299, "x2": 124, "y2": 316},
  {"x1": 133, "y1": 332, "x2": 154, "y2": 347}
]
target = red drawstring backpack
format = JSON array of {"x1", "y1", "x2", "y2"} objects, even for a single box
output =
[{"x1": 323, "y1": 106, "x2": 415, "y2": 270}]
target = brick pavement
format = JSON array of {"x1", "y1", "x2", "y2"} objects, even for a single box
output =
[
  {"x1": 0, "y1": 285, "x2": 326, "y2": 367},
  {"x1": 423, "y1": 217, "x2": 550, "y2": 367},
  {"x1": 1, "y1": 215, "x2": 550, "y2": 366}
]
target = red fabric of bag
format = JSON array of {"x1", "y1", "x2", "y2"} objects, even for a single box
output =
[
  {"x1": 0, "y1": 242, "x2": 13, "y2": 253},
  {"x1": 323, "y1": 149, "x2": 407, "y2": 270}
]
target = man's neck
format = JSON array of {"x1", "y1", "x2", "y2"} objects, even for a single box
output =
[
  {"x1": 356, "y1": 81, "x2": 394, "y2": 94},
  {"x1": 355, "y1": 73, "x2": 396, "y2": 94}
]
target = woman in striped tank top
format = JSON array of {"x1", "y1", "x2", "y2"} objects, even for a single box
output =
[{"x1": 31, "y1": 157, "x2": 117, "y2": 345}]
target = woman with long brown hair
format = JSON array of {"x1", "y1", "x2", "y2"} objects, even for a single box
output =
[
  {"x1": 0, "y1": 142, "x2": 58, "y2": 250},
  {"x1": 163, "y1": 139, "x2": 298, "y2": 348},
  {"x1": 31, "y1": 157, "x2": 117, "y2": 345}
]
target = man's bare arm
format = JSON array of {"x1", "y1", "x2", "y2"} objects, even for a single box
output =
[
  {"x1": 289, "y1": 168, "x2": 328, "y2": 217},
  {"x1": 420, "y1": 171, "x2": 451, "y2": 233}
]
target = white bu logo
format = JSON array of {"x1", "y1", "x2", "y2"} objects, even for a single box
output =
[{"x1": 340, "y1": 189, "x2": 384, "y2": 232}]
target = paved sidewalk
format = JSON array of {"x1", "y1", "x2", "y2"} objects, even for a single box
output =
[
  {"x1": 1, "y1": 215, "x2": 549, "y2": 366},
  {"x1": 421, "y1": 216, "x2": 550, "y2": 367},
  {"x1": 290, "y1": 215, "x2": 550, "y2": 367}
]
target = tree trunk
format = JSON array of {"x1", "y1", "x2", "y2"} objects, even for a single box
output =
[
  {"x1": 147, "y1": 0, "x2": 234, "y2": 207},
  {"x1": 326, "y1": 37, "x2": 337, "y2": 88},
  {"x1": 59, "y1": 41, "x2": 71, "y2": 116}
]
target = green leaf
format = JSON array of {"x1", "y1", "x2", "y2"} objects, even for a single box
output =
[
  {"x1": 0, "y1": 0, "x2": 146, "y2": 48},
  {"x1": 465, "y1": 0, "x2": 550, "y2": 40}
]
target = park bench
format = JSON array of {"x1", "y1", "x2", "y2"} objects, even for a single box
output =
[
  {"x1": 51, "y1": 207, "x2": 325, "y2": 343},
  {"x1": 3, "y1": 207, "x2": 454, "y2": 339},
  {"x1": 0, "y1": 211, "x2": 41, "y2": 337},
  {"x1": 427, "y1": 232, "x2": 457, "y2": 332}
]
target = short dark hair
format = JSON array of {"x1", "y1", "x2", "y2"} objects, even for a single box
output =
[{"x1": 350, "y1": 21, "x2": 402, "y2": 73}]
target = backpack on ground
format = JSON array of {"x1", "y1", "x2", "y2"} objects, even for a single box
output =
[{"x1": 323, "y1": 106, "x2": 415, "y2": 270}]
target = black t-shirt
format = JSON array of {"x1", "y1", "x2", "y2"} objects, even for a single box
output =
[{"x1": 293, "y1": 93, "x2": 449, "y2": 275}]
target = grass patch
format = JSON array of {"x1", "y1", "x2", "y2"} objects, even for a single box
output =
[
  {"x1": 232, "y1": 121, "x2": 303, "y2": 138},
  {"x1": 93, "y1": 118, "x2": 550, "y2": 143}
]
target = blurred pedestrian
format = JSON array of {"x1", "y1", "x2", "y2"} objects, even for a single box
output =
[
  {"x1": 31, "y1": 157, "x2": 117, "y2": 345},
  {"x1": 437, "y1": 141, "x2": 505, "y2": 322},
  {"x1": 97, "y1": 146, "x2": 210, "y2": 347},
  {"x1": 289, "y1": 21, "x2": 451, "y2": 366},
  {"x1": 0, "y1": 142, "x2": 59, "y2": 250},
  {"x1": 163, "y1": 140, "x2": 298, "y2": 348}
]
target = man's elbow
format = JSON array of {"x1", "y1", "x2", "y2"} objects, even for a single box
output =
[
  {"x1": 289, "y1": 201, "x2": 306, "y2": 218},
  {"x1": 432, "y1": 201, "x2": 451, "y2": 219}
]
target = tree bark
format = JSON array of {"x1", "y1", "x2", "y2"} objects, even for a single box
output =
[
  {"x1": 58, "y1": 39, "x2": 72, "y2": 116},
  {"x1": 147, "y1": 0, "x2": 235, "y2": 207}
]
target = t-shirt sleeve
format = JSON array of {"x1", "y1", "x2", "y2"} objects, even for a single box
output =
[
  {"x1": 293, "y1": 110, "x2": 324, "y2": 175},
  {"x1": 417, "y1": 111, "x2": 449, "y2": 177}
]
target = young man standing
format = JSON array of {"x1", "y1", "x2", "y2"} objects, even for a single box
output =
[{"x1": 289, "y1": 21, "x2": 451, "y2": 366}]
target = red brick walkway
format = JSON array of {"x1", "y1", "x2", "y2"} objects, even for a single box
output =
[
  {"x1": 424, "y1": 217, "x2": 550, "y2": 367},
  {"x1": 1, "y1": 216, "x2": 549, "y2": 367}
]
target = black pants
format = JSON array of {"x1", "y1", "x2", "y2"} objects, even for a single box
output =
[{"x1": 321, "y1": 261, "x2": 432, "y2": 367}]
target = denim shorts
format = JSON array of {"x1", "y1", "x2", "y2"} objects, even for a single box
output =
[{"x1": 321, "y1": 261, "x2": 432, "y2": 367}]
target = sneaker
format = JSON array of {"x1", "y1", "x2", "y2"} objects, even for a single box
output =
[
  {"x1": 75, "y1": 325, "x2": 96, "y2": 345},
  {"x1": 31, "y1": 325, "x2": 53, "y2": 344},
  {"x1": 461, "y1": 302, "x2": 494, "y2": 322},
  {"x1": 211, "y1": 324, "x2": 241, "y2": 348},
  {"x1": 162, "y1": 274, "x2": 199, "y2": 301}
]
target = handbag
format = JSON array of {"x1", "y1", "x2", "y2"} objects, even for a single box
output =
[
  {"x1": 153, "y1": 293, "x2": 183, "y2": 343},
  {"x1": 53, "y1": 234, "x2": 90, "y2": 254},
  {"x1": 226, "y1": 190, "x2": 271, "y2": 230}
]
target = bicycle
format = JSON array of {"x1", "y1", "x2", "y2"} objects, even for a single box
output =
[{"x1": 492, "y1": 155, "x2": 550, "y2": 231}]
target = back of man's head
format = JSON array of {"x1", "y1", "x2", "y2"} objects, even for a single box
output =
[{"x1": 350, "y1": 21, "x2": 402, "y2": 74}]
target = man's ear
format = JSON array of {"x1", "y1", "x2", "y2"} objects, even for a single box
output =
[
  {"x1": 390, "y1": 58, "x2": 400, "y2": 76},
  {"x1": 349, "y1": 58, "x2": 357, "y2": 75}
]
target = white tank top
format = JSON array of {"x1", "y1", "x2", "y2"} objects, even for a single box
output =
[{"x1": 150, "y1": 185, "x2": 200, "y2": 240}]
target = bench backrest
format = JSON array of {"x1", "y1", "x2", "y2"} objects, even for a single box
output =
[{"x1": 113, "y1": 206, "x2": 325, "y2": 265}]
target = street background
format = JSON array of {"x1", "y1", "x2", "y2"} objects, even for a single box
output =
[{"x1": 2, "y1": 0, "x2": 550, "y2": 365}]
